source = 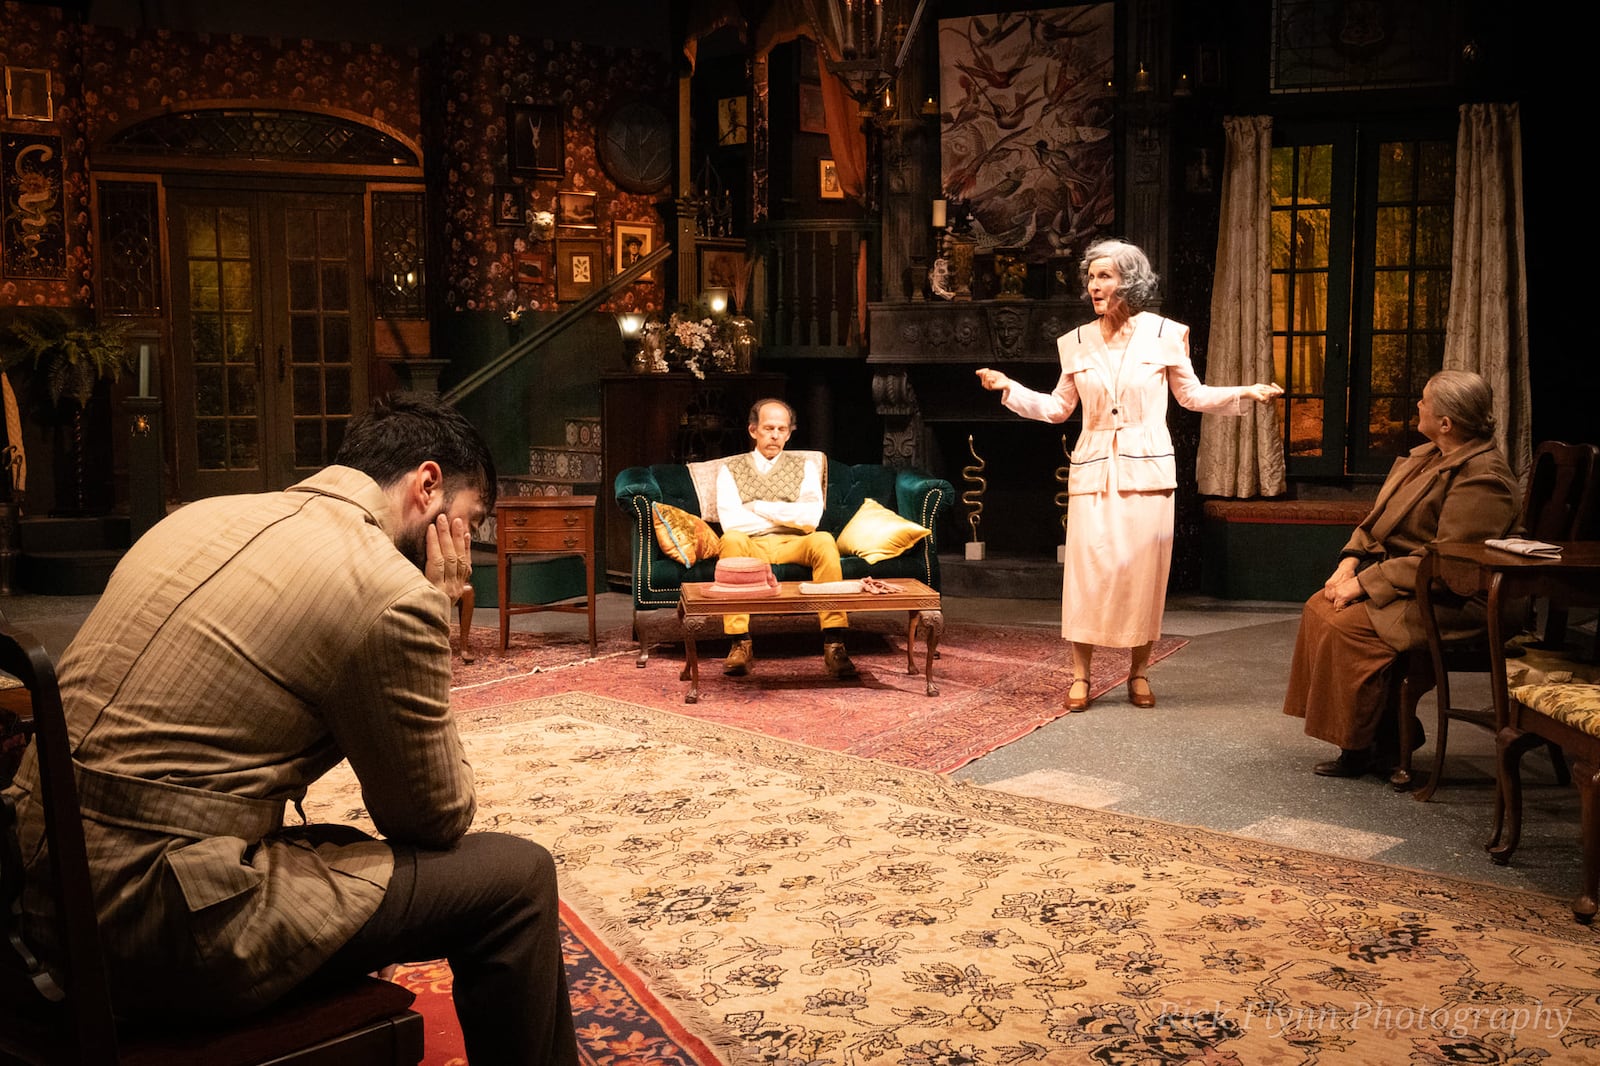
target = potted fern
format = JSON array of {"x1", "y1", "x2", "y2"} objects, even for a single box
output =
[{"x1": 0, "y1": 309, "x2": 134, "y2": 520}]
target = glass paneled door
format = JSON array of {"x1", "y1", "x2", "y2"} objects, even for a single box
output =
[{"x1": 168, "y1": 189, "x2": 369, "y2": 498}]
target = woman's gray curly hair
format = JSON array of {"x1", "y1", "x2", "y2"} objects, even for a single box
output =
[{"x1": 1079, "y1": 239, "x2": 1159, "y2": 312}]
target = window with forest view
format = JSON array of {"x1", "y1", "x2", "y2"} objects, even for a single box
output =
[{"x1": 1271, "y1": 121, "x2": 1454, "y2": 478}]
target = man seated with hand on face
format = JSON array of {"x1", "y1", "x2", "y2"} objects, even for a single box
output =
[
  {"x1": 2, "y1": 393, "x2": 579, "y2": 1066},
  {"x1": 715, "y1": 398, "x2": 856, "y2": 679}
]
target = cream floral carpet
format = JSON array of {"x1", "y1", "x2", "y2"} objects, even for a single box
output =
[{"x1": 305, "y1": 694, "x2": 1600, "y2": 1065}]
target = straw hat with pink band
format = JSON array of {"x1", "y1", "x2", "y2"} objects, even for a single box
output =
[{"x1": 703, "y1": 556, "x2": 780, "y2": 596}]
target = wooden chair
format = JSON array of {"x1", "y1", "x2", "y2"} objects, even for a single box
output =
[
  {"x1": 1492, "y1": 622, "x2": 1600, "y2": 921},
  {"x1": 1393, "y1": 441, "x2": 1598, "y2": 798},
  {"x1": 0, "y1": 623, "x2": 426, "y2": 1066}
]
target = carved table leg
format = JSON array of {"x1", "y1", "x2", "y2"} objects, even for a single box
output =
[
  {"x1": 680, "y1": 611, "x2": 720, "y2": 704},
  {"x1": 919, "y1": 610, "x2": 943, "y2": 697}
]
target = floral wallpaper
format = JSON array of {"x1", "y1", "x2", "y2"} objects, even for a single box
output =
[
  {"x1": 0, "y1": 1, "x2": 90, "y2": 307},
  {"x1": 77, "y1": 25, "x2": 422, "y2": 145},
  {"x1": 436, "y1": 34, "x2": 672, "y2": 315},
  {"x1": 2, "y1": 7, "x2": 673, "y2": 324}
]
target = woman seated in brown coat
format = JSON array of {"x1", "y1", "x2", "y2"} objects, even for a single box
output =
[{"x1": 1283, "y1": 370, "x2": 1519, "y2": 777}]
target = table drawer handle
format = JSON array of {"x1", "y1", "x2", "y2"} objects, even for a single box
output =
[
  {"x1": 563, "y1": 514, "x2": 580, "y2": 527},
  {"x1": 563, "y1": 535, "x2": 579, "y2": 549},
  {"x1": 509, "y1": 515, "x2": 530, "y2": 528}
]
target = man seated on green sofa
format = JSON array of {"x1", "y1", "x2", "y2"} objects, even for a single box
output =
[{"x1": 715, "y1": 398, "x2": 856, "y2": 679}]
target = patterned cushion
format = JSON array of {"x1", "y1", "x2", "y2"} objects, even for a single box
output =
[
  {"x1": 1511, "y1": 682, "x2": 1600, "y2": 737},
  {"x1": 652, "y1": 502, "x2": 720, "y2": 566},
  {"x1": 836, "y1": 498, "x2": 931, "y2": 565}
]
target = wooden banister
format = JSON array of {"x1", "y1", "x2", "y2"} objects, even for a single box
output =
[{"x1": 441, "y1": 244, "x2": 672, "y2": 407}]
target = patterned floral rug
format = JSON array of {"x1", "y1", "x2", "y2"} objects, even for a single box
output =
[
  {"x1": 306, "y1": 695, "x2": 1600, "y2": 1066},
  {"x1": 450, "y1": 622, "x2": 1186, "y2": 773}
]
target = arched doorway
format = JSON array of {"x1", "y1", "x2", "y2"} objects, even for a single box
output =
[{"x1": 92, "y1": 105, "x2": 425, "y2": 499}]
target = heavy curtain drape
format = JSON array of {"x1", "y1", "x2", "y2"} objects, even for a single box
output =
[
  {"x1": 1443, "y1": 103, "x2": 1532, "y2": 481},
  {"x1": 1196, "y1": 115, "x2": 1287, "y2": 498}
]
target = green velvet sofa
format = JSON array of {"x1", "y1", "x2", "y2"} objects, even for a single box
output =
[{"x1": 614, "y1": 459, "x2": 954, "y2": 664}]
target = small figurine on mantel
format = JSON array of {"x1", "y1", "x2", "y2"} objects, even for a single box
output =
[
  {"x1": 995, "y1": 253, "x2": 1027, "y2": 301},
  {"x1": 929, "y1": 256, "x2": 954, "y2": 300},
  {"x1": 962, "y1": 434, "x2": 987, "y2": 561}
]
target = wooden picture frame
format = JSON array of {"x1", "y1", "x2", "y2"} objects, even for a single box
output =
[
  {"x1": 798, "y1": 83, "x2": 826, "y2": 135},
  {"x1": 818, "y1": 159, "x2": 844, "y2": 200},
  {"x1": 507, "y1": 103, "x2": 564, "y2": 178},
  {"x1": 696, "y1": 238, "x2": 747, "y2": 313},
  {"x1": 514, "y1": 251, "x2": 551, "y2": 289},
  {"x1": 557, "y1": 189, "x2": 598, "y2": 229},
  {"x1": 554, "y1": 238, "x2": 604, "y2": 301},
  {"x1": 613, "y1": 221, "x2": 654, "y2": 281},
  {"x1": 4, "y1": 67, "x2": 52, "y2": 122},
  {"x1": 492, "y1": 184, "x2": 526, "y2": 227}
]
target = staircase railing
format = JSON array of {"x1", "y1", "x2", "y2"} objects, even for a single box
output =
[
  {"x1": 441, "y1": 245, "x2": 672, "y2": 407},
  {"x1": 748, "y1": 220, "x2": 875, "y2": 360}
]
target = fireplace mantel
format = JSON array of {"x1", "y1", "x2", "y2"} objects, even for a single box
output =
[
  {"x1": 866, "y1": 299, "x2": 1094, "y2": 368},
  {"x1": 867, "y1": 299, "x2": 1095, "y2": 470}
]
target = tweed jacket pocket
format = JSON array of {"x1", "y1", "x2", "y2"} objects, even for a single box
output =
[{"x1": 166, "y1": 835, "x2": 262, "y2": 912}]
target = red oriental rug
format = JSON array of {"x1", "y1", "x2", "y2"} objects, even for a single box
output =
[
  {"x1": 394, "y1": 902, "x2": 724, "y2": 1066},
  {"x1": 450, "y1": 622, "x2": 1187, "y2": 773}
]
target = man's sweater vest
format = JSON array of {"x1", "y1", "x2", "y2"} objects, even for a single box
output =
[{"x1": 726, "y1": 452, "x2": 807, "y2": 505}]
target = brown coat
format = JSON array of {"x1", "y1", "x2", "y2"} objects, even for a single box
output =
[
  {"x1": 1348, "y1": 438, "x2": 1520, "y2": 652},
  {"x1": 4, "y1": 467, "x2": 474, "y2": 1017}
]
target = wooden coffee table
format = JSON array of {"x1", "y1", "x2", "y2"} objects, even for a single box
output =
[{"x1": 676, "y1": 579, "x2": 944, "y2": 703}]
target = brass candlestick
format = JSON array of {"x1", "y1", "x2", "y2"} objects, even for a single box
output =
[{"x1": 962, "y1": 434, "x2": 987, "y2": 561}]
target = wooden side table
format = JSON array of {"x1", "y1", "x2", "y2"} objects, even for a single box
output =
[{"x1": 490, "y1": 496, "x2": 597, "y2": 656}]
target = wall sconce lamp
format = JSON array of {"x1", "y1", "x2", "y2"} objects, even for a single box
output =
[
  {"x1": 1173, "y1": 72, "x2": 1192, "y2": 97},
  {"x1": 704, "y1": 287, "x2": 731, "y2": 316},
  {"x1": 615, "y1": 311, "x2": 648, "y2": 373},
  {"x1": 1134, "y1": 62, "x2": 1152, "y2": 94}
]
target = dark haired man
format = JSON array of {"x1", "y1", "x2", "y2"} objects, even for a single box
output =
[
  {"x1": 715, "y1": 397, "x2": 855, "y2": 678},
  {"x1": 3, "y1": 394, "x2": 578, "y2": 1064}
]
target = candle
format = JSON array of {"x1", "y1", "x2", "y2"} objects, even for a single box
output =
[
  {"x1": 873, "y1": 0, "x2": 883, "y2": 47},
  {"x1": 932, "y1": 199, "x2": 947, "y2": 229},
  {"x1": 844, "y1": 0, "x2": 855, "y2": 53},
  {"x1": 138, "y1": 344, "x2": 150, "y2": 398}
]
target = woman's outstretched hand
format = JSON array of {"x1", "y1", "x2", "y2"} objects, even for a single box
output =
[
  {"x1": 1242, "y1": 382, "x2": 1284, "y2": 403},
  {"x1": 975, "y1": 367, "x2": 1009, "y2": 391}
]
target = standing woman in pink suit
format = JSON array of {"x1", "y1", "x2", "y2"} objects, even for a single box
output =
[{"x1": 977, "y1": 239, "x2": 1281, "y2": 711}]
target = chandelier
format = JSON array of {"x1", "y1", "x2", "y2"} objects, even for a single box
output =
[{"x1": 810, "y1": 0, "x2": 928, "y2": 119}]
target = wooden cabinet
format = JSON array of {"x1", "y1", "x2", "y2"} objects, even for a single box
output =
[
  {"x1": 496, "y1": 496, "x2": 596, "y2": 655},
  {"x1": 600, "y1": 372, "x2": 784, "y2": 586}
]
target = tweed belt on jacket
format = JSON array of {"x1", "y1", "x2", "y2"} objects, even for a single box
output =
[{"x1": 73, "y1": 762, "x2": 286, "y2": 841}]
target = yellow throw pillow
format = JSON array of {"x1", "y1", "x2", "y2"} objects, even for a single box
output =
[
  {"x1": 836, "y1": 498, "x2": 930, "y2": 565},
  {"x1": 652, "y1": 502, "x2": 721, "y2": 566}
]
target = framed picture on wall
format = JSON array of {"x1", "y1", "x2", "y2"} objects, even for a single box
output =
[
  {"x1": 507, "y1": 103, "x2": 564, "y2": 178},
  {"x1": 696, "y1": 238, "x2": 747, "y2": 313},
  {"x1": 492, "y1": 184, "x2": 526, "y2": 227},
  {"x1": 4, "y1": 67, "x2": 52, "y2": 121},
  {"x1": 514, "y1": 251, "x2": 551, "y2": 289},
  {"x1": 717, "y1": 96, "x2": 748, "y2": 145},
  {"x1": 557, "y1": 189, "x2": 598, "y2": 229},
  {"x1": 798, "y1": 83, "x2": 826, "y2": 135},
  {"x1": 613, "y1": 221, "x2": 654, "y2": 281},
  {"x1": 819, "y1": 158, "x2": 844, "y2": 200},
  {"x1": 554, "y1": 238, "x2": 604, "y2": 301}
]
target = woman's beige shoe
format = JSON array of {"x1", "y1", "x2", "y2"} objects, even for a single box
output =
[{"x1": 1127, "y1": 675, "x2": 1156, "y2": 708}]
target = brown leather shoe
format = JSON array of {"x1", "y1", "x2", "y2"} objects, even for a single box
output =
[
  {"x1": 1064, "y1": 678, "x2": 1091, "y2": 712},
  {"x1": 1313, "y1": 747, "x2": 1374, "y2": 778},
  {"x1": 823, "y1": 642, "x2": 858, "y2": 679},
  {"x1": 724, "y1": 638, "x2": 753, "y2": 676},
  {"x1": 1127, "y1": 675, "x2": 1156, "y2": 708}
]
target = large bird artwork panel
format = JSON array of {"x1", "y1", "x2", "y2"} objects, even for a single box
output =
[{"x1": 938, "y1": 5, "x2": 1114, "y2": 262}]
